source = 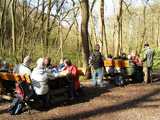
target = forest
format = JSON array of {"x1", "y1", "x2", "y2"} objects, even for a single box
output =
[{"x1": 0, "y1": 0, "x2": 160, "y2": 79}]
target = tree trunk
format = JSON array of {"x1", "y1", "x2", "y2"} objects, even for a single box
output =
[
  {"x1": 45, "y1": 0, "x2": 51, "y2": 53},
  {"x1": 0, "y1": 0, "x2": 6, "y2": 57},
  {"x1": 41, "y1": 0, "x2": 44, "y2": 51},
  {"x1": 21, "y1": 0, "x2": 27, "y2": 62},
  {"x1": 129, "y1": 18, "x2": 132, "y2": 53},
  {"x1": 81, "y1": 0, "x2": 90, "y2": 79},
  {"x1": 89, "y1": 0, "x2": 97, "y2": 50},
  {"x1": 11, "y1": 0, "x2": 18, "y2": 65},
  {"x1": 72, "y1": 0, "x2": 80, "y2": 66},
  {"x1": 115, "y1": 0, "x2": 122, "y2": 57},
  {"x1": 99, "y1": 0, "x2": 108, "y2": 59},
  {"x1": 156, "y1": 18, "x2": 159, "y2": 47},
  {"x1": 59, "y1": 21, "x2": 63, "y2": 58},
  {"x1": 137, "y1": 0, "x2": 149, "y2": 56}
]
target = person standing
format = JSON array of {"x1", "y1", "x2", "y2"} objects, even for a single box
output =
[
  {"x1": 143, "y1": 44, "x2": 155, "y2": 84},
  {"x1": 92, "y1": 44, "x2": 106, "y2": 87}
]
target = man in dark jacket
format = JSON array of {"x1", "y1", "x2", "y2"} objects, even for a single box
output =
[
  {"x1": 143, "y1": 44, "x2": 155, "y2": 84},
  {"x1": 92, "y1": 44, "x2": 106, "y2": 87},
  {"x1": 0, "y1": 61, "x2": 15, "y2": 93}
]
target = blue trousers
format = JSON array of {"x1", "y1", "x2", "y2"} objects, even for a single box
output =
[{"x1": 93, "y1": 68, "x2": 104, "y2": 86}]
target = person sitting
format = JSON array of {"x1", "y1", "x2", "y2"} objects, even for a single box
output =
[
  {"x1": 113, "y1": 55, "x2": 121, "y2": 60},
  {"x1": 105, "y1": 54, "x2": 114, "y2": 74},
  {"x1": 113, "y1": 55, "x2": 121, "y2": 73},
  {"x1": 63, "y1": 59, "x2": 80, "y2": 100},
  {"x1": 123, "y1": 54, "x2": 137, "y2": 76},
  {"x1": 121, "y1": 53, "x2": 128, "y2": 60},
  {"x1": 131, "y1": 53, "x2": 139, "y2": 63},
  {"x1": 31, "y1": 58, "x2": 57, "y2": 107},
  {"x1": 0, "y1": 61, "x2": 12, "y2": 73},
  {"x1": 0, "y1": 61, "x2": 15, "y2": 93},
  {"x1": 44, "y1": 57, "x2": 54, "y2": 69},
  {"x1": 52, "y1": 58, "x2": 65, "y2": 73},
  {"x1": 13, "y1": 56, "x2": 32, "y2": 75}
]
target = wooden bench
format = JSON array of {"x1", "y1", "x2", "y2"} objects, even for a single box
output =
[
  {"x1": 103, "y1": 60, "x2": 131, "y2": 80},
  {"x1": 0, "y1": 67, "x2": 85, "y2": 101},
  {"x1": 0, "y1": 73, "x2": 31, "y2": 100}
]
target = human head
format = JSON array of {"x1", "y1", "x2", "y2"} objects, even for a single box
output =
[
  {"x1": 131, "y1": 53, "x2": 136, "y2": 58},
  {"x1": 128, "y1": 55, "x2": 132, "y2": 60},
  {"x1": 122, "y1": 53, "x2": 126, "y2": 58},
  {"x1": 95, "y1": 44, "x2": 100, "y2": 50},
  {"x1": 45, "y1": 57, "x2": 51, "y2": 65},
  {"x1": 2, "y1": 61, "x2": 10, "y2": 69},
  {"x1": 60, "y1": 58, "x2": 65, "y2": 65},
  {"x1": 117, "y1": 55, "x2": 121, "y2": 59},
  {"x1": 23, "y1": 56, "x2": 32, "y2": 66},
  {"x1": 37, "y1": 58, "x2": 45, "y2": 67},
  {"x1": 107, "y1": 54, "x2": 112, "y2": 59},
  {"x1": 64, "y1": 59, "x2": 72, "y2": 67},
  {"x1": 144, "y1": 43, "x2": 149, "y2": 49}
]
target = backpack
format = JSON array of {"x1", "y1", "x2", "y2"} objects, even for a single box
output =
[
  {"x1": 16, "y1": 80, "x2": 34, "y2": 102},
  {"x1": 88, "y1": 53, "x2": 95, "y2": 67},
  {"x1": 115, "y1": 75, "x2": 124, "y2": 86},
  {"x1": 8, "y1": 79, "x2": 34, "y2": 115},
  {"x1": 7, "y1": 98, "x2": 25, "y2": 115}
]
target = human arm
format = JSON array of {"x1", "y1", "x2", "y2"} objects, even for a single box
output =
[{"x1": 143, "y1": 51, "x2": 147, "y2": 62}]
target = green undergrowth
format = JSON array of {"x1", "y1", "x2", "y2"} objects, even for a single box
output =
[{"x1": 153, "y1": 56, "x2": 160, "y2": 70}]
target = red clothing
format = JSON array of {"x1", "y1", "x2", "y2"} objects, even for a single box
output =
[
  {"x1": 132, "y1": 57, "x2": 139, "y2": 63},
  {"x1": 64, "y1": 65, "x2": 80, "y2": 90}
]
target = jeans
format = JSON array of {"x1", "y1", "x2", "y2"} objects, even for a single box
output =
[{"x1": 93, "y1": 68, "x2": 104, "y2": 86}]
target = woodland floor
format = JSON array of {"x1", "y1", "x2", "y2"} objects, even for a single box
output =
[{"x1": 1, "y1": 70, "x2": 160, "y2": 120}]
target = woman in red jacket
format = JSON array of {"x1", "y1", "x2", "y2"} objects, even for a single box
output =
[
  {"x1": 63, "y1": 59, "x2": 80, "y2": 91},
  {"x1": 131, "y1": 54, "x2": 139, "y2": 63}
]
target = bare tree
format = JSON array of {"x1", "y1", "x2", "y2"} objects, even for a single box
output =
[
  {"x1": 0, "y1": 0, "x2": 6, "y2": 56},
  {"x1": 99, "y1": 0, "x2": 108, "y2": 58},
  {"x1": 115, "y1": 0, "x2": 123, "y2": 57},
  {"x1": 11, "y1": 0, "x2": 18, "y2": 65},
  {"x1": 89, "y1": 0, "x2": 97, "y2": 50},
  {"x1": 80, "y1": 0, "x2": 90, "y2": 79},
  {"x1": 137, "y1": 0, "x2": 149, "y2": 56}
]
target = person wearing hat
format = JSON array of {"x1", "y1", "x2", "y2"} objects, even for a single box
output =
[
  {"x1": 13, "y1": 56, "x2": 32, "y2": 75},
  {"x1": 143, "y1": 44, "x2": 155, "y2": 84},
  {"x1": 131, "y1": 53, "x2": 139, "y2": 63}
]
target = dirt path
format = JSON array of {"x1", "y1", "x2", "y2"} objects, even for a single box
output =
[{"x1": 1, "y1": 71, "x2": 160, "y2": 120}]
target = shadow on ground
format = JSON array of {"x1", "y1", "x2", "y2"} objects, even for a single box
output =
[{"x1": 51, "y1": 87, "x2": 160, "y2": 120}]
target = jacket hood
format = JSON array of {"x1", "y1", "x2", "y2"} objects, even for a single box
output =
[{"x1": 33, "y1": 66, "x2": 47, "y2": 74}]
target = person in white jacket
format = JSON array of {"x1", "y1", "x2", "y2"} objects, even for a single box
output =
[
  {"x1": 31, "y1": 58, "x2": 57, "y2": 95},
  {"x1": 31, "y1": 58, "x2": 58, "y2": 107}
]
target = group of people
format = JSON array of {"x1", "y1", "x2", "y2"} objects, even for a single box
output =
[
  {"x1": 91, "y1": 43, "x2": 155, "y2": 87},
  {"x1": 0, "y1": 43, "x2": 155, "y2": 107},
  {"x1": 0, "y1": 57, "x2": 81, "y2": 107}
]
